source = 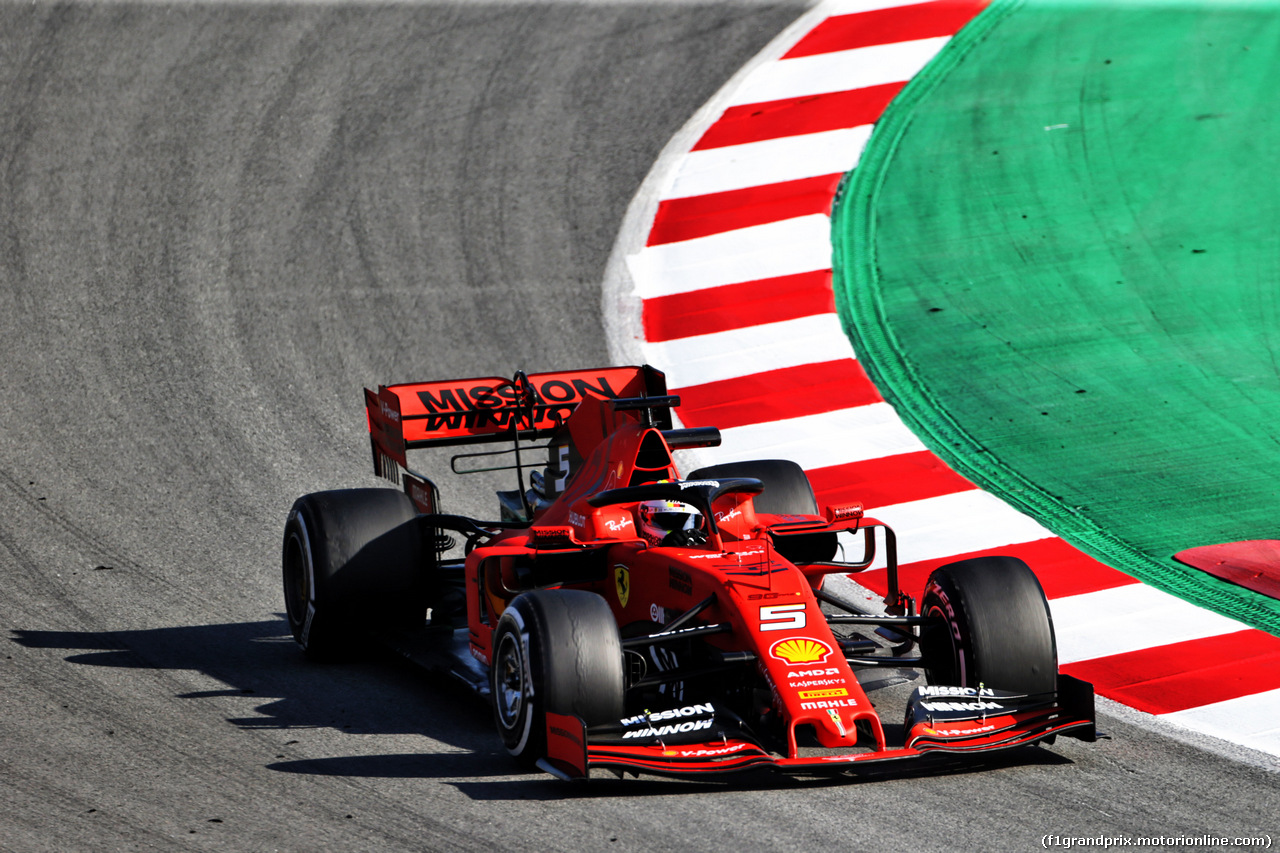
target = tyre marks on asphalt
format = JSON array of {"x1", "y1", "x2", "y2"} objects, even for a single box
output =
[{"x1": 609, "y1": 0, "x2": 1280, "y2": 758}]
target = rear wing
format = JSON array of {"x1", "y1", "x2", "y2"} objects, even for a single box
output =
[{"x1": 365, "y1": 365, "x2": 669, "y2": 476}]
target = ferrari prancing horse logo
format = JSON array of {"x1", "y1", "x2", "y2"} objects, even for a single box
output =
[{"x1": 614, "y1": 565, "x2": 630, "y2": 608}]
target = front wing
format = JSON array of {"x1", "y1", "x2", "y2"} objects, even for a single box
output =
[{"x1": 538, "y1": 677, "x2": 1097, "y2": 781}]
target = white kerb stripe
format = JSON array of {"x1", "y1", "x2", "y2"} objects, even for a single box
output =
[
  {"x1": 727, "y1": 37, "x2": 951, "y2": 107},
  {"x1": 1162, "y1": 688, "x2": 1280, "y2": 756},
  {"x1": 865, "y1": 490, "x2": 1055, "y2": 567},
  {"x1": 627, "y1": 214, "x2": 832, "y2": 300},
  {"x1": 644, "y1": 313, "x2": 853, "y2": 388},
  {"x1": 664, "y1": 126, "x2": 873, "y2": 200},
  {"x1": 712, "y1": 404, "x2": 928, "y2": 469},
  {"x1": 1050, "y1": 584, "x2": 1250, "y2": 665},
  {"x1": 821, "y1": 0, "x2": 939, "y2": 16}
]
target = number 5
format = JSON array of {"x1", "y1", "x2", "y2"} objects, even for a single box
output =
[{"x1": 760, "y1": 603, "x2": 806, "y2": 631}]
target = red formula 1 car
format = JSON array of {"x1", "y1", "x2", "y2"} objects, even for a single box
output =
[{"x1": 281, "y1": 365, "x2": 1095, "y2": 779}]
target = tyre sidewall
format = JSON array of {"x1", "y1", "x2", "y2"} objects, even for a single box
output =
[
  {"x1": 493, "y1": 604, "x2": 539, "y2": 758},
  {"x1": 920, "y1": 557, "x2": 1057, "y2": 695},
  {"x1": 920, "y1": 572, "x2": 968, "y2": 687},
  {"x1": 281, "y1": 489, "x2": 425, "y2": 661},
  {"x1": 282, "y1": 505, "x2": 321, "y2": 650},
  {"x1": 490, "y1": 590, "x2": 625, "y2": 764}
]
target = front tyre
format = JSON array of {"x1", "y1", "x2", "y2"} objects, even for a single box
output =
[
  {"x1": 282, "y1": 489, "x2": 426, "y2": 661},
  {"x1": 491, "y1": 590, "x2": 625, "y2": 765},
  {"x1": 919, "y1": 556, "x2": 1057, "y2": 695}
]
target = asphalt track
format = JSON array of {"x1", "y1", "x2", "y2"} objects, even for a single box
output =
[{"x1": 0, "y1": 3, "x2": 1277, "y2": 852}]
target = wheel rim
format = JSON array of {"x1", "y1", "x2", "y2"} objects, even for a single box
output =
[
  {"x1": 924, "y1": 602, "x2": 962, "y2": 686},
  {"x1": 494, "y1": 631, "x2": 527, "y2": 731}
]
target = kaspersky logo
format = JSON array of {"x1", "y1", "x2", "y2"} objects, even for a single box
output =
[{"x1": 769, "y1": 637, "x2": 833, "y2": 665}]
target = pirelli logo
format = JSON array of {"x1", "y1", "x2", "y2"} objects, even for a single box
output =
[{"x1": 798, "y1": 688, "x2": 849, "y2": 700}]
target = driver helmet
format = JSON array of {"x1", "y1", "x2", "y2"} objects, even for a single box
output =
[{"x1": 637, "y1": 499, "x2": 703, "y2": 546}]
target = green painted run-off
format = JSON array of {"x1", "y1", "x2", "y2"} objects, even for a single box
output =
[{"x1": 833, "y1": 0, "x2": 1280, "y2": 634}]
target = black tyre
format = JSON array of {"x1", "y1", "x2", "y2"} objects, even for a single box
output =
[
  {"x1": 691, "y1": 459, "x2": 834, "y2": 562},
  {"x1": 491, "y1": 589, "x2": 625, "y2": 765},
  {"x1": 281, "y1": 488, "x2": 427, "y2": 661},
  {"x1": 687, "y1": 459, "x2": 817, "y2": 515},
  {"x1": 919, "y1": 556, "x2": 1057, "y2": 695}
]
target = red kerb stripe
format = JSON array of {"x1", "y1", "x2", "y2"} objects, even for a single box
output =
[
  {"x1": 647, "y1": 174, "x2": 842, "y2": 247},
  {"x1": 693, "y1": 84, "x2": 905, "y2": 151},
  {"x1": 808, "y1": 451, "x2": 971, "y2": 509},
  {"x1": 784, "y1": 0, "x2": 989, "y2": 58},
  {"x1": 1063, "y1": 630, "x2": 1280, "y2": 714},
  {"x1": 674, "y1": 360, "x2": 877, "y2": 430},
  {"x1": 643, "y1": 270, "x2": 834, "y2": 343},
  {"x1": 852, "y1": 537, "x2": 1134, "y2": 601}
]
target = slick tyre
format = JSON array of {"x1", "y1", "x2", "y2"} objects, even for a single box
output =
[
  {"x1": 691, "y1": 459, "x2": 834, "y2": 562},
  {"x1": 491, "y1": 590, "x2": 625, "y2": 766},
  {"x1": 919, "y1": 556, "x2": 1057, "y2": 695},
  {"x1": 687, "y1": 459, "x2": 818, "y2": 515},
  {"x1": 282, "y1": 489, "x2": 427, "y2": 661}
]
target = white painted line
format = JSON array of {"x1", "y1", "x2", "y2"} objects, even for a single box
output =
[
  {"x1": 627, "y1": 214, "x2": 832, "y2": 299},
  {"x1": 1051, "y1": 584, "x2": 1250, "y2": 665},
  {"x1": 866, "y1": 489, "x2": 1056, "y2": 567},
  {"x1": 665, "y1": 126, "x2": 872, "y2": 198},
  {"x1": 643, "y1": 313, "x2": 853, "y2": 388},
  {"x1": 726, "y1": 37, "x2": 950, "y2": 107},
  {"x1": 712, "y1": 404, "x2": 929, "y2": 470},
  {"x1": 1163, "y1": 689, "x2": 1280, "y2": 757}
]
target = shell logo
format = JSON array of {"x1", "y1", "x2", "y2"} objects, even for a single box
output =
[{"x1": 769, "y1": 637, "x2": 833, "y2": 665}]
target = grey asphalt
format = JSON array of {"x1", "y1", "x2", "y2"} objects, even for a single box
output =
[{"x1": 0, "y1": 3, "x2": 1276, "y2": 851}]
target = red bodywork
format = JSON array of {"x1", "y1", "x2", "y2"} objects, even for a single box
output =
[{"x1": 365, "y1": 365, "x2": 1095, "y2": 779}]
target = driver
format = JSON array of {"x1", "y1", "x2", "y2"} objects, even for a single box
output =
[{"x1": 637, "y1": 499, "x2": 707, "y2": 548}]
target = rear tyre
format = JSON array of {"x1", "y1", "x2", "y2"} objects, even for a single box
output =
[
  {"x1": 281, "y1": 489, "x2": 427, "y2": 661},
  {"x1": 687, "y1": 459, "x2": 817, "y2": 515},
  {"x1": 690, "y1": 459, "x2": 834, "y2": 562},
  {"x1": 491, "y1": 590, "x2": 625, "y2": 766},
  {"x1": 919, "y1": 556, "x2": 1057, "y2": 695}
]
